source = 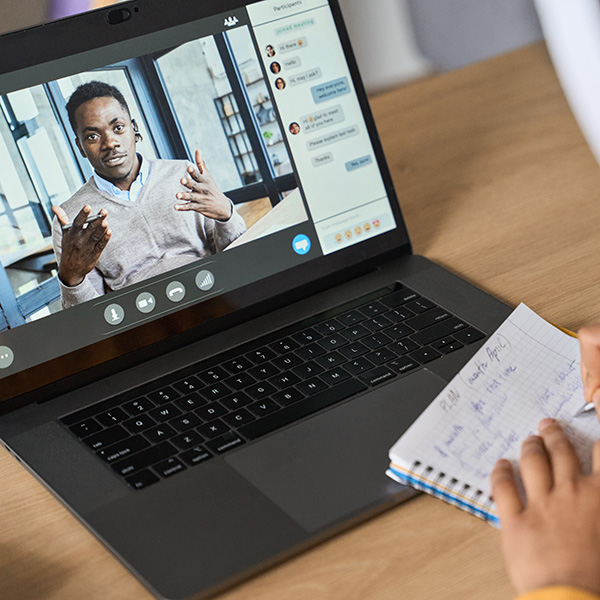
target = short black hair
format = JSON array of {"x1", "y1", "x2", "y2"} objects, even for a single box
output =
[{"x1": 66, "y1": 80, "x2": 130, "y2": 135}]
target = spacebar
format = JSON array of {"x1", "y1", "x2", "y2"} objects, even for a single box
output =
[{"x1": 239, "y1": 379, "x2": 367, "y2": 440}]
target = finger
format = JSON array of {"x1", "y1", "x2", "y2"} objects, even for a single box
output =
[
  {"x1": 186, "y1": 165, "x2": 203, "y2": 184},
  {"x1": 593, "y1": 439, "x2": 600, "y2": 475},
  {"x1": 180, "y1": 177, "x2": 203, "y2": 192},
  {"x1": 176, "y1": 190, "x2": 206, "y2": 202},
  {"x1": 519, "y1": 434, "x2": 553, "y2": 500},
  {"x1": 95, "y1": 229, "x2": 111, "y2": 251},
  {"x1": 491, "y1": 459, "x2": 523, "y2": 518},
  {"x1": 174, "y1": 202, "x2": 196, "y2": 212},
  {"x1": 538, "y1": 418, "x2": 582, "y2": 483},
  {"x1": 578, "y1": 325, "x2": 600, "y2": 403},
  {"x1": 195, "y1": 149, "x2": 205, "y2": 175},
  {"x1": 52, "y1": 205, "x2": 70, "y2": 227},
  {"x1": 88, "y1": 220, "x2": 109, "y2": 242},
  {"x1": 72, "y1": 205, "x2": 92, "y2": 231}
]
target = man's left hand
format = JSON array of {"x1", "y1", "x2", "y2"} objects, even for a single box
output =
[{"x1": 175, "y1": 149, "x2": 232, "y2": 221}]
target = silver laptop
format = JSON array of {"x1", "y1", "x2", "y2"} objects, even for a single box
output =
[{"x1": 0, "y1": 1, "x2": 510, "y2": 598}]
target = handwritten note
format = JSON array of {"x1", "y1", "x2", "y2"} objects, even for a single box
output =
[{"x1": 388, "y1": 304, "x2": 600, "y2": 521}]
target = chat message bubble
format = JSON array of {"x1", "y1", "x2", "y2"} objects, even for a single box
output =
[
  {"x1": 282, "y1": 56, "x2": 302, "y2": 69},
  {"x1": 311, "y1": 152, "x2": 334, "y2": 167},
  {"x1": 300, "y1": 104, "x2": 345, "y2": 133},
  {"x1": 306, "y1": 125, "x2": 359, "y2": 151},
  {"x1": 289, "y1": 68, "x2": 322, "y2": 86},
  {"x1": 311, "y1": 76, "x2": 351, "y2": 104},
  {"x1": 345, "y1": 155, "x2": 373, "y2": 171},
  {"x1": 277, "y1": 37, "x2": 309, "y2": 54}
]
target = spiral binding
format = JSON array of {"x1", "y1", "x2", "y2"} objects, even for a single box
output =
[{"x1": 393, "y1": 460, "x2": 498, "y2": 525}]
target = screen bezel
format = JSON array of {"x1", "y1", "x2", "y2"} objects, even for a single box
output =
[{"x1": 0, "y1": 0, "x2": 412, "y2": 409}]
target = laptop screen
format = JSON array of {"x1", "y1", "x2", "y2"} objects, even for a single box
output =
[{"x1": 0, "y1": 0, "x2": 409, "y2": 401}]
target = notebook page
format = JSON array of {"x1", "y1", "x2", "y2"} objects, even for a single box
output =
[{"x1": 389, "y1": 304, "x2": 600, "y2": 501}]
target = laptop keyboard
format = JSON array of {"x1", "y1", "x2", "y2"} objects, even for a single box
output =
[{"x1": 59, "y1": 283, "x2": 484, "y2": 490}]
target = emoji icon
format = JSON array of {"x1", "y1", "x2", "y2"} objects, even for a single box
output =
[
  {"x1": 335, "y1": 233, "x2": 342, "y2": 243},
  {"x1": 373, "y1": 219, "x2": 380, "y2": 228},
  {"x1": 344, "y1": 229, "x2": 352, "y2": 239},
  {"x1": 364, "y1": 222, "x2": 371, "y2": 232},
  {"x1": 355, "y1": 226, "x2": 362, "y2": 235}
]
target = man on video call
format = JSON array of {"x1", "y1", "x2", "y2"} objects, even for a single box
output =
[{"x1": 52, "y1": 80, "x2": 246, "y2": 308}]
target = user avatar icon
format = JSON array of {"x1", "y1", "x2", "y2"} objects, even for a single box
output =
[
  {"x1": 275, "y1": 77, "x2": 286, "y2": 90},
  {"x1": 266, "y1": 44, "x2": 275, "y2": 58},
  {"x1": 270, "y1": 61, "x2": 281, "y2": 74},
  {"x1": 289, "y1": 122, "x2": 301, "y2": 135}
]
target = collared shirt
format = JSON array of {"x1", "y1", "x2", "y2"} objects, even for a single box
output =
[{"x1": 93, "y1": 154, "x2": 146, "y2": 202}]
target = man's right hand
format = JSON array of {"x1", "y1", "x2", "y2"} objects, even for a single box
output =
[{"x1": 52, "y1": 204, "x2": 111, "y2": 287}]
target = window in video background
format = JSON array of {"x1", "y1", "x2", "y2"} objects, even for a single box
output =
[{"x1": 0, "y1": 26, "x2": 299, "y2": 332}]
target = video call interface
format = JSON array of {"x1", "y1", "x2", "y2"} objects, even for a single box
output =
[{"x1": 0, "y1": 0, "x2": 396, "y2": 378}]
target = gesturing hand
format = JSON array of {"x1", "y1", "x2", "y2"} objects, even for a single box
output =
[
  {"x1": 491, "y1": 418, "x2": 600, "y2": 597},
  {"x1": 52, "y1": 204, "x2": 111, "y2": 287},
  {"x1": 175, "y1": 149, "x2": 232, "y2": 221}
]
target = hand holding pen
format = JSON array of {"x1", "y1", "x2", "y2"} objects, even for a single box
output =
[{"x1": 574, "y1": 325, "x2": 600, "y2": 418}]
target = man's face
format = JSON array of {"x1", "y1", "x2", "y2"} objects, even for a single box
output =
[{"x1": 74, "y1": 96, "x2": 139, "y2": 190}]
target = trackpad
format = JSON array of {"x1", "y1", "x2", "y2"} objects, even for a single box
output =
[{"x1": 226, "y1": 369, "x2": 447, "y2": 532}]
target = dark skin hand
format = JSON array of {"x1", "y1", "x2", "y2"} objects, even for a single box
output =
[
  {"x1": 174, "y1": 150, "x2": 232, "y2": 221},
  {"x1": 52, "y1": 204, "x2": 111, "y2": 287}
]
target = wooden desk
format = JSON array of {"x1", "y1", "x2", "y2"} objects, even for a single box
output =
[{"x1": 2, "y1": 43, "x2": 600, "y2": 599}]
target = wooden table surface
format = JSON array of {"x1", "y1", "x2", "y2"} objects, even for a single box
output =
[{"x1": 2, "y1": 42, "x2": 600, "y2": 599}]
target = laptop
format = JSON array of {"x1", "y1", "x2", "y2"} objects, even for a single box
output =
[{"x1": 0, "y1": 0, "x2": 511, "y2": 598}]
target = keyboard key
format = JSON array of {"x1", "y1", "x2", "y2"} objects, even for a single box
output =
[
  {"x1": 96, "y1": 407, "x2": 128, "y2": 427},
  {"x1": 362, "y1": 332, "x2": 392, "y2": 349},
  {"x1": 336, "y1": 309, "x2": 366, "y2": 326},
  {"x1": 246, "y1": 347, "x2": 277, "y2": 364},
  {"x1": 149, "y1": 404, "x2": 183, "y2": 422},
  {"x1": 269, "y1": 372, "x2": 301, "y2": 389},
  {"x1": 84, "y1": 425, "x2": 129, "y2": 450},
  {"x1": 406, "y1": 308, "x2": 452, "y2": 331},
  {"x1": 197, "y1": 419, "x2": 230, "y2": 439},
  {"x1": 296, "y1": 343, "x2": 326, "y2": 361},
  {"x1": 392, "y1": 338, "x2": 420, "y2": 355},
  {"x1": 381, "y1": 288, "x2": 419, "y2": 307},
  {"x1": 385, "y1": 323, "x2": 415, "y2": 339},
  {"x1": 438, "y1": 341, "x2": 464, "y2": 354},
  {"x1": 453, "y1": 327, "x2": 485, "y2": 344},
  {"x1": 315, "y1": 351, "x2": 345, "y2": 368},
  {"x1": 317, "y1": 333, "x2": 347, "y2": 351},
  {"x1": 174, "y1": 393, "x2": 206, "y2": 411},
  {"x1": 153, "y1": 457, "x2": 186, "y2": 478},
  {"x1": 368, "y1": 348, "x2": 397, "y2": 365},
  {"x1": 270, "y1": 338, "x2": 299, "y2": 354},
  {"x1": 97, "y1": 435, "x2": 150, "y2": 463},
  {"x1": 223, "y1": 408, "x2": 256, "y2": 427},
  {"x1": 320, "y1": 367, "x2": 351, "y2": 385},
  {"x1": 339, "y1": 342, "x2": 369, "y2": 359},
  {"x1": 358, "y1": 301, "x2": 387, "y2": 317},
  {"x1": 123, "y1": 397, "x2": 156, "y2": 416},
  {"x1": 195, "y1": 402, "x2": 227, "y2": 421},
  {"x1": 247, "y1": 399, "x2": 280, "y2": 417},
  {"x1": 205, "y1": 432, "x2": 245, "y2": 454},
  {"x1": 147, "y1": 387, "x2": 180, "y2": 405},
  {"x1": 364, "y1": 316, "x2": 393, "y2": 331},
  {"x1": 410, "y1": 317, "x2": 467, "y2": 345},
  {"x1": 169, "y1": 413, "x2": 203, "y2": 432},
  {"x1": 273, "y1": 353, "x2": 303, "y2": 370},
  {"x1": 432, "y1": 336, "x2": 465, "y2": 352},
  {"x1": 292, "y1": 361, "x2": 324, "y2": 378},
  {"x1": 197, "y1": 367, "x2": 228, "y2": 384},
  {"x1": 221, "y1": 391, "x2": 253, "y2": 411},
  {"x1": 246, "y1": 382, "x2": 278, "y2": 400},
  {"x1": 239, "y1": 379, "x2": 367, "y2": 440},
  {"x1": 249, "y1": 363, "x2": 280, "y2": 379},
  {"x1": 125, "y1": 468, "x2": 160, "y2": 490},
  {"x1": 179, "y1": 446, "x2": 212, "y2": 466},
  {"x1": 144, "y1": 424, "x2": 177, "y2": 444},
  {"x1": 200, "y1": 382, "x2": 231, "y2": 402},
  {"x1": 360, "y1": 366, "x2": 396, "y2": 386},
  {"x1": 345, "y1": 357, "x2": 374, "y2": 375},
  {"x1": 296, "y1": 377, "x2": 329, "y2": 396},
  {"x1": 292, "y1": 328, "x2": 323, "y2": 344},
  {"x1": 409, "y1": 346, "x2": 443, "y2": 364},
  {"x1": 405, "y1": 298, "x2": 436, "y2": 314},
  {"x1": 69, "y1": 418, "x2": 102, "y2": 438},
  {"x1": 388, "y1": 356, "x2": 420, "y2": 375},
  {"x1": 123, "y1": 414, "x2": 157, "y2": 434},
  {"x1": 111, "y1": 441, "x2": 177, "y2": 476},
  {"x1": 171, "y1": 431, "x2": 204, "y2": 450},
  {"x1": 272, "y1": 388, "x2": 305, "y2": 406},
  {"x1": 172, "y1": 377, "x2": 202, "y2": 394},
  {"x1": 227, "y1": 372, "x2": 256, "y2": 390},
  {"x1": 222, "y1": 357, "x2": 254, "y2": 374},
  {"x1": 385, "y1": 307, "x2": 415, "y2": 322},
  {"x1": 313, "y1": 319, "x2": 344, "y2": 335},
  {"x1": 340, "y1": 325, "x2": 370, "y2": 341}
]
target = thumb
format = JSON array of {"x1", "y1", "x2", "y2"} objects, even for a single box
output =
[{"x1": 52, "y1": 205, "x2": 69, "y2": 227}]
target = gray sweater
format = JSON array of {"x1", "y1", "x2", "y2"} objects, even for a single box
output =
[{"x1": 52, "y1": 158, "x2": 246, "y2": 308}]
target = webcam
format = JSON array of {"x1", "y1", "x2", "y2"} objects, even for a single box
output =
[{"x1": 107, "y1": 8, "x2": 132, "y2": 25}]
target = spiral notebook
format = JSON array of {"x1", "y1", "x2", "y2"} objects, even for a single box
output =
[{"x1": 387, "y1": 303, "x2": 600, "y2": 526}]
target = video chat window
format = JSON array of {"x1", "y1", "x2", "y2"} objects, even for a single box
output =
[{"x1": 0, "y1": 25, "x2": 305, "y2": 332}]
